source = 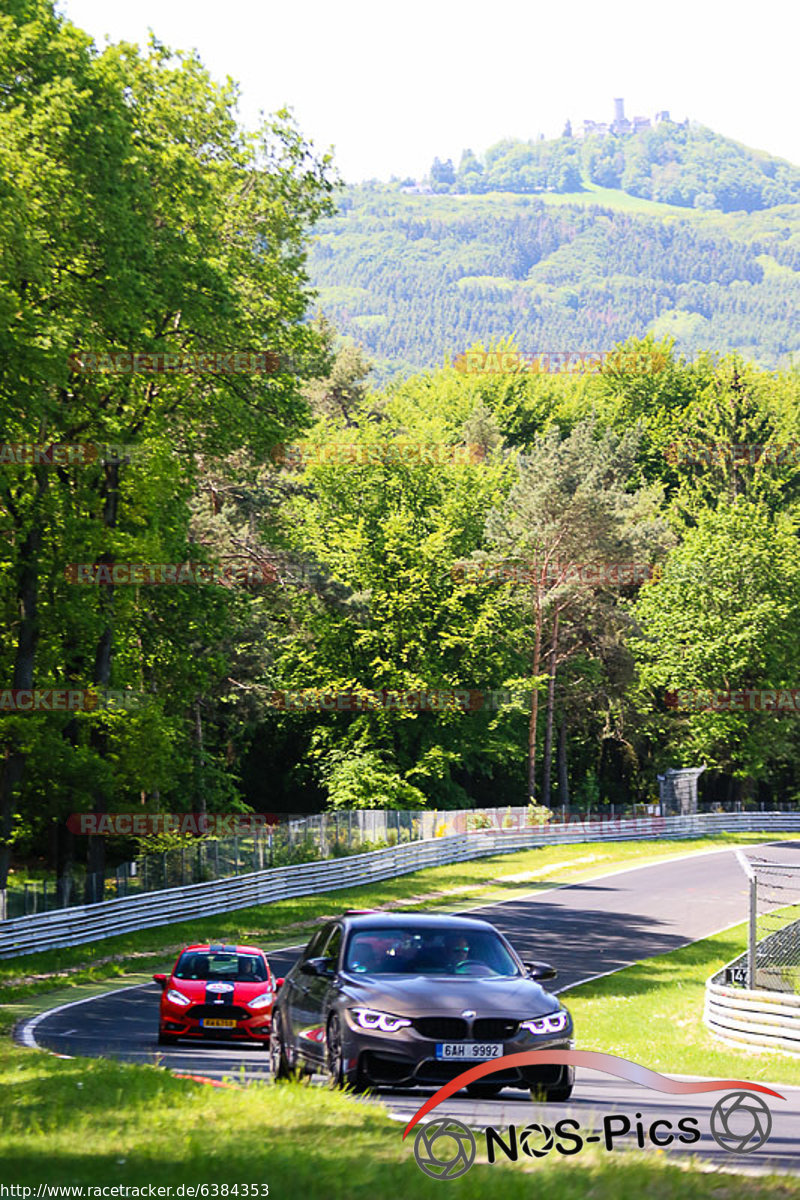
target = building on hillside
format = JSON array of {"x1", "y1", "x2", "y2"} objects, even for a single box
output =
[{"x1": 577, "y1": 101, "x2": 678, "y2": 140}]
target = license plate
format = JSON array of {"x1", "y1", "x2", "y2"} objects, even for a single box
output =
[
  {"x1": 435, "y1": 1042, "x2": 503, "y2": 1060},
  {"x1": 202, "y1": 1018, "x2": 237, "y2": 1029}
]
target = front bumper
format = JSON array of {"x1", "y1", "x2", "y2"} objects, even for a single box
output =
[
  {"x1": 160, "y1": 1007, "x2": 272, "y2": 1042},
  {"x1": 341, "y1": 1017, "x2": 574, "y2": 1088}
]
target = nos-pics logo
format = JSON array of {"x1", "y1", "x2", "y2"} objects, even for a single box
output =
[{"x1": 404, "y1": 1051, "x2": 781, "y2": 1179}]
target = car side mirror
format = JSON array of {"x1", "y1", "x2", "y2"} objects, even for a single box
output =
[
  {"x1": 525, "y1": 960, "x2": 557, "y2": 982},
  {"x1": 300, "y1": 956, "x2": 334, "y2": 978},
  {"x1": 274, "y1": 977, "x2": 285, "y2": 991},
  {"x1": 152, "y1": 973, "x2": 167, "y2": 988}
]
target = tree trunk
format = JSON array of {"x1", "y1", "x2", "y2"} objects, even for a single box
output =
[
  {"x1": 542, "y1": 608, "x2": 560, "y2": 807},
  {"x1": 195, "y1": 700, "x2": 206, "y2": 817},
  {"x1": 0, "y1": 522, "x2": 43, "y2": 915},
  {"x1": 528, "y1": 602, "x2": 543, "y2": 801},
  {"x1": 84, "y1": 461, "x2": 120, "y2": 903},
  {"x1": 557, "y1": 715, "x2": 570, "y2": 812}
]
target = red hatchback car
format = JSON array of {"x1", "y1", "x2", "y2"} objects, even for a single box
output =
[{"x1": 154, "y1": 943, "x2": 276, "y2": 1046}]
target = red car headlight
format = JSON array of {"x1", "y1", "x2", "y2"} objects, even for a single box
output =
[
  {"x1": 247, "y1": 992, "x2": 272, "y2": 1010},
  {"x1": 165, "y1": 988, "x2": 191, "y2": 1007}
]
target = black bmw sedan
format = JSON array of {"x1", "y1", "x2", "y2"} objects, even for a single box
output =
[{"x1": 270, "y1": 911, "x2": 574, "y2": 1100}]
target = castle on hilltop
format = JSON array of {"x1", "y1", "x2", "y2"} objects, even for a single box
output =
[{"x1": 578, "y1": 98, "x2": 684, "y2": 139}]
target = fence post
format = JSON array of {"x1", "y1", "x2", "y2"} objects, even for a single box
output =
[
  {"x1": 748, "y1": 874, "x2": 757, "y2": 990},
  {"x1": 234, "y1": 836, "x2": 240, "y2": 874}
]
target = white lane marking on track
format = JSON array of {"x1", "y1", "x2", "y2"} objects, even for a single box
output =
[
  {"x1": 17, "y1": 981, "x2": 151, "y2": 1049},
  {"x1": 17, "y1": 839, "x2": 796, "y2": 1074},
  {"x1": 459, "y1": 838, "x2": 791, "y2": 917}
]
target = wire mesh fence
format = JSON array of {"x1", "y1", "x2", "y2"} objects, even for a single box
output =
[
  {"x1": 736, "y1": 853, "x2": 800, "y2": 992},
  {"x1": 3, "y1": 801, "x2": 796, "y2": 920},
  {"x1": 2, "y1": 810, "x2": 427, "y2": 918}
]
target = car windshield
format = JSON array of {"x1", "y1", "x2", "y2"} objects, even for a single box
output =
[
  {"x1": 344, "y1": 927, "x2": 520, "y2": 977},
  {"x1": 173, "y1": 952, "x2": 268, "y2": 982}
]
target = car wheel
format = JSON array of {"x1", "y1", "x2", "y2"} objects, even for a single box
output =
[
  {"x1": 269, "y1": 1012, "x2": 292, "y2": 1080},
  {"x1": 466, "y1": 1082, "x2": 503, "y2": 1099},
  {"x1": 542, "y1": 1081, "x2": 574, "y2": 1102},
  {"x1": 326, "y1": 1014, "x2": 364, "y2": 1092},
  {"x1": 157, "y1": 1031, "x2": 178, "y2": 1046},
  {"x1": 531, "y1": 1066, "x2": 574, "y2": 1102}
]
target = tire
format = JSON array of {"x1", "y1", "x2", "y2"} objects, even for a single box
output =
[
  {"x1": 466, "y1": 1082, "x2": 503, "y2": 1099},
  {"x1": 531, "y1": 1067, "x2": 574, "y2": 1103},
  {"x1": 269, "y1": 1011, "x2": 293, "y2": 1080},
  {"x1": 158, "y1": 1031, "x2": 178, "y2": 1046},
  {"x1": 326, "y1": 1013, "x2": 364, "y2": 1093}
]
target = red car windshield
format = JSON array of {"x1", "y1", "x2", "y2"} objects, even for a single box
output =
[{"x1": 174, "y1": 952, "x2": 268, "y2": 982}]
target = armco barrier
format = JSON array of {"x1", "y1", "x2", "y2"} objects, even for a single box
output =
[
  {"x1": 704, "y1": 909, "x2": 800, "y2": 1058},
  {"x1": 705, "y1": 978, "x2": 800, "y2": 1056},
  {"x1": 2, "y1": 811, "x2": 799, "y2": 959}
]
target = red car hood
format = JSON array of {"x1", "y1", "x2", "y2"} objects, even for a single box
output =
[{"x1": 168, "y1": 978, "x2": 273, "y2": 1005}]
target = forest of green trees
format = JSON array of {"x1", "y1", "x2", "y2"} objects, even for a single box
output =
[
  {"x1": 310, "y1": 189, "x2": 800, "y2": 383},
  {"x1": 3, "y1": 2, "x2": 800, "y2": 895},
  {"x1": 428, "y1": 123, "x2": 800, "y2": 211}
]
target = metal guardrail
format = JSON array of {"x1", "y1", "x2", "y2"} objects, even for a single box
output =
[
  {"x1": 2, "y1": 811, "x2": 800, "y2": 960},
  {"x1": 705, "y1": 973, "x2": 800, "y2": 1057}
]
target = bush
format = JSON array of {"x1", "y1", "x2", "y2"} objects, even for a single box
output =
[{"x1": 527, "y1": 803, "x2": 552, "y2": 827}]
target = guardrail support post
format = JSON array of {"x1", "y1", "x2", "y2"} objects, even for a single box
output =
[{"x1": 749, "y1": 875, "x2": 757, "y2": 989}]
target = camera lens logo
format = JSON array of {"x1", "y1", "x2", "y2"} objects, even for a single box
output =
[
  {"x1": 413, "y1": 1118, "x2": 476, "y2": 1179},
  {"x1": 710, "y1": 1091, "x2": 772, "y2": 1154},
  {"x1": 519, "y1": 1122, "x2": 555, "y2": 1158}
]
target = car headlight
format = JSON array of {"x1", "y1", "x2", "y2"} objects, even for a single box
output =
[
  {"x1": 350, "y1": 1007, "x2": 412, "y2": 1033},
  {"x1": 166, "y1": 988, "x2": 191, "y2": 1007},
  {"x1": 520, "y1": 1009, "x2": 569, "y2": 1035},
  {"x1": 248, "y1": 992, "x2": 273, "y2": 1010}
]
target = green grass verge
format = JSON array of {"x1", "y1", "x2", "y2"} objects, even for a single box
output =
[
  {"x1": 4, "y1": 832, "x2": 800, "y2": 1194},
  {"x1": 565, "y1": 917, "x2": 800, "y2": 1085},
  {"x1": 1, "y1": 832, "x2": 792, "y2": 1006},
  {"x1": 1, "y1": 1037, "x2": 799, "y2": 1196}
]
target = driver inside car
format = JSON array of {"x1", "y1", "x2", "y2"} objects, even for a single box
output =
[{"x1": 444, "y1": 934, "x2": 471, "y2": 972}]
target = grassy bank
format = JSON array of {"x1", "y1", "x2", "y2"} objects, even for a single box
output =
[
  {"x1": 0, "y1": 1035, "x2": 798, "y2": 1196},
  {"x1": 1, "y1": 832, "x2": 792, "y2": 1004},
  {"x1": 565, "y1": 918, "x2": 800, "y2": 1085},
  {"x1": 3, "y1": 831, "x2": 800, "y2": 1194}
]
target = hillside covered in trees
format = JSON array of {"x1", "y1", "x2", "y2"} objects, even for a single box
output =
[
  {"x1": 429, "y1": 122, "x2": 800, "y2": 212},
  {"x1": 4, "y1": 3, "x2": 800, "y2": 899},
  {"x1": 309, "y1": 187, "x2": 800, "y2": 382}
]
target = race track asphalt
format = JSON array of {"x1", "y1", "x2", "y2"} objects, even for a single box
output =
[{"x1": 17, "y1": 840, "x2": 800, "y2": 1173}]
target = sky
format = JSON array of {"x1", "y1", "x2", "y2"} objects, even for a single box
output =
[{"x1": 59, "y1": 0, "x2": 800, "y2": 184}]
